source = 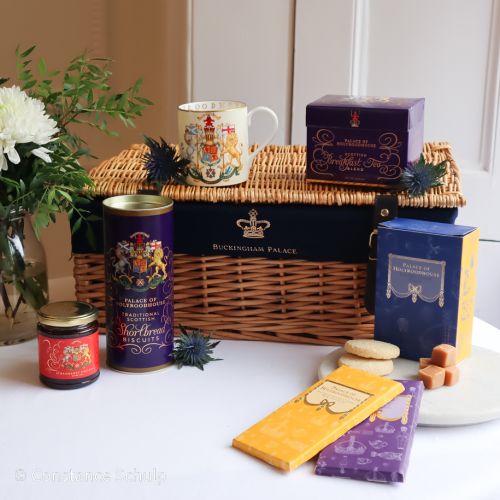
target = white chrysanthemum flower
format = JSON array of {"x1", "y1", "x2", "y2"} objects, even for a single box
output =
[{"x1": 0, "y1": 85, "x2": 59, "y2": 171}]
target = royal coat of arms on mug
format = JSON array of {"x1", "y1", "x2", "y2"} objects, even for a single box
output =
[{"x1": 178, "y1": 100, "x2": 278, "y2": 186}]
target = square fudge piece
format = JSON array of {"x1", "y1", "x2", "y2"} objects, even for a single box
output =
[
  {"x1": 431, "y1": 344, "x2": 457, "y2": 368},
  {"x1": 419, "y1": 357, "x2": 432, "y2": 368},
  {"x1": 444, "y1": 366, "x2": 460, "y2": 386},
  {"x1": 419, "y1": 365, "x2": 445, "y2": 389}
]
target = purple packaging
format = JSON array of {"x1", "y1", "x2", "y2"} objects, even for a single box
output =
[
  {"x1": 306, "y1": 95, "x2": 424, "y2": 187},
  {"x1": 315, "y1": 379, "x2": 423, "y2": 483},
  {"x1": 103, "y1": 195, "x2": 174, "y2": 373}
]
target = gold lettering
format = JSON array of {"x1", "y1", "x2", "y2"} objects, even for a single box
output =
[{"x1": 212, "y1": 242, "x2": 298, "y2": 255}]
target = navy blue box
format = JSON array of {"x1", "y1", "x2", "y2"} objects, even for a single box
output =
[
  {"x1": 374, "y1": 218, "x2": 479, "y2": 361},
  {"x1": 72, "y1": 199, "x2": 457, "y2": 263}
]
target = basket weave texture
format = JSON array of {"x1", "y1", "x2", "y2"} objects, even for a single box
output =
[
  {"x1": 89, "y1": 142, "x2": 465, "y2": 207},
  {"x1": 74, "y1": 254, "x2": 372, "y2": 344},
  {"x1": 74, "y1": 142, "x2": 464, "y2": 345}
]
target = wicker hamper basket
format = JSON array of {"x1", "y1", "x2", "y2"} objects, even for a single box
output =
[{"x1": 73, "y1": 143, "x2": 465, "y2": 345}]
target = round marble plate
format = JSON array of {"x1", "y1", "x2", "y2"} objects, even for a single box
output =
[{"x1": 318, "y1": 346, "x2": 500, "y2": 426}]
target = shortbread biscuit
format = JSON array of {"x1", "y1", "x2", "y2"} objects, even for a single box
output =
[
  {"x1": 344, "y1": 339, "x2": 400, "y2": 360},
  {"x1": 338, "y1": 353, "x2": 394, "y2": 376}
]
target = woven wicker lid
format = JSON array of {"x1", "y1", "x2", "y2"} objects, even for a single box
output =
[{"x1": 88, "y1": 142, "x2": 465, "y2": 208}]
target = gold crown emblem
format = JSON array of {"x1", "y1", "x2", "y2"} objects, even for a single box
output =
[{"x1": 236, "y1": 209, "x2": 271, "y2": 239}]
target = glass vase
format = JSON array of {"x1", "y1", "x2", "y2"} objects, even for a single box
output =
[{"x1": 0, "y1": 210, "x2": 48, "y2": 345}]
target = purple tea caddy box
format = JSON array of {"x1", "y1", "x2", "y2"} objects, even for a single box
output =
[
  {"x1": 306, "y1": 95, "x2": 424, "y2": 187},
  {"x1": 315, "y1": 379, "x2": 423, "y2": 483}
]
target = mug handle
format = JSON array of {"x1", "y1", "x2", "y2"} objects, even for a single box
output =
[{"x1": 247, "y1": 106, "x2": 279, "y2": 163}]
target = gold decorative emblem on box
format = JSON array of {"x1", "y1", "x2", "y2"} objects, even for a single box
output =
[
  {"x1": 386, "y1": 254, "x2": 446, "y2": 307},
  {"x1": 236, "y1": 209, "x2": 270, "y2": 239}
]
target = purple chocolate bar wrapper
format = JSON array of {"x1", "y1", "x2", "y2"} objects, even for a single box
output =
[{"x1": 315, "y1": 379, "x2": 423, "y2": 483}]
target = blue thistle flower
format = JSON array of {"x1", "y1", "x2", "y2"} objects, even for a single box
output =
[
  {"x1": 400, "y1": 154, "x2": 447, "y2": 197},
  {"x1": 142, "y1": 136, "x2": 190, "y2": 187},
  {"x1": 172, "y1": 325, "x2": 221, "y2": 370}
]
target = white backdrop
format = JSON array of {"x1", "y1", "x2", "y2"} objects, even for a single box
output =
[{"x1": 189, "y1": 0, "x2": 500, "y2": 326}]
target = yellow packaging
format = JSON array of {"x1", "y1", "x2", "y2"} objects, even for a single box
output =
[
  {"x1": 456, "y1": 229, "x2": 479, "y2": 361},
  {"x1": 232, "y1": 366, "x2": 404, "y2": 471}
]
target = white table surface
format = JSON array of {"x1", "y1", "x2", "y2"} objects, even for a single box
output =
[{"x1": 1, "y1": 318, "x2": 499, "y2": 500}]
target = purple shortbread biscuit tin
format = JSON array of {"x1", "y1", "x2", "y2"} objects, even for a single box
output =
[
  {"x1": 306, "y1": 95, "x2": 425, "y2": 187},
  {"x1": 103, "y1": 195, "x2": 174, "y2": 372},
  {"x1": 315, "y1": 379, "x2": 423, "y2": 483}
]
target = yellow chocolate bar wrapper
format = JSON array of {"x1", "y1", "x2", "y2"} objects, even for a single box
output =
[{"x1": 232, "y1": 365, "x2": 404, "y2": 471}]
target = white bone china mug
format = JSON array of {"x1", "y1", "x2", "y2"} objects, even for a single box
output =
[{"x1": 178, "y1": 100, "x2": 279, "y2": 186}]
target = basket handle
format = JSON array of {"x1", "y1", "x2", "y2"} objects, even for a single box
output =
[{"x1": 247, "y1": 107, "x2": 279, "y2": 162}]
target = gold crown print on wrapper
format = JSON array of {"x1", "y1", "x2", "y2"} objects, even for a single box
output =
[{"x1": 236, "y1": 209, "x2": 271, "y2": 239}]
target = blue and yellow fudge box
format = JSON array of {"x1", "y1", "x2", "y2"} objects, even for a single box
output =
[{"x1": 374, "y1": 218, "x2": 479, "y2": 362}]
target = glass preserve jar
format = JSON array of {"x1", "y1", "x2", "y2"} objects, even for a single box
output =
[{"x1": 37, "y1": 301, "x2": 100, "y2": 389}]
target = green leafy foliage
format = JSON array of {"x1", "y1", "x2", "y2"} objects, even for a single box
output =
[
  {"x1": 172, "y1": 325, "x2": 222, "y2": 370},
  {"x1": 0, "y1": 46, "x2": 152, "y2": 318},
  {"x1": 0, "y1": 45, "x2": 152, "y2": 234}
]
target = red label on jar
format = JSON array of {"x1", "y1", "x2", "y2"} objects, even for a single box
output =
[{"x1": 38, "y1": 330, "x2": 100, "y2": 380}]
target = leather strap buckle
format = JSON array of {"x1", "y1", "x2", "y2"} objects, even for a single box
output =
[{"x1": 364, "y1": 194, "x2": 398, "y2": 314}]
